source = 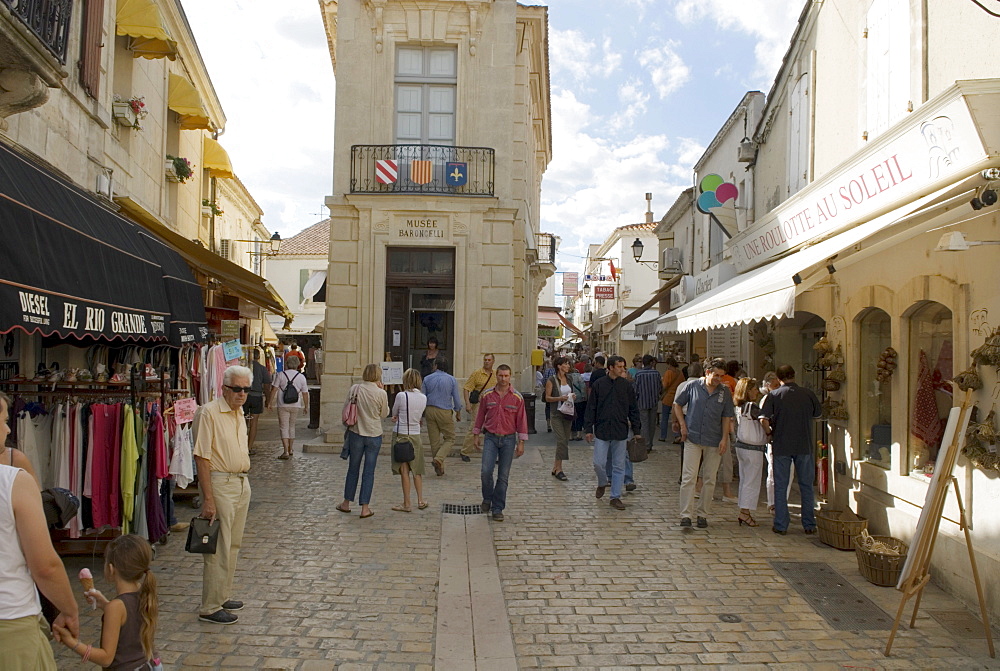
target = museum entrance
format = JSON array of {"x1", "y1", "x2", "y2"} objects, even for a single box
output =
[{"x1": 385, "y1": 247, "x2": 456, "y2": 370}]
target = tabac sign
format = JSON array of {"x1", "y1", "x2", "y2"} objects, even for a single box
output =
[
  {"x1": 731, "y1": 91, "x2": 986, "y2": 272},
  {"x1": 593, "y1": 285, "x2": 616, "y2": 300}
]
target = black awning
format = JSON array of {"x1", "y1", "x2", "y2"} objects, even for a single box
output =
[{"x1": 0, "y1": 143, "x2": 206, "y2": 344}]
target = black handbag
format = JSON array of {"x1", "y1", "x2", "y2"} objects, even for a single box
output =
[
  {"x1": 185, "y1": 517, "x2": 221, "y2": 554},
  {"x1": 627, "y1": 437, "x2": 648, "y2": 463},
  {"x1": 468, "y1": 371, "x2": 493, "y2": 405},
  {"x1": 392, "y1": 392, "x2": 416, "y2": 463}
]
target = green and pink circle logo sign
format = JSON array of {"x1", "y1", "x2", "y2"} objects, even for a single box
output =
[{"x1": 696, "y1": 173, "x2": 739, "y2": 214}]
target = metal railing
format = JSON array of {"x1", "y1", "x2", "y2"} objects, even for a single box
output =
[
  {"x1": 350, "y1": 144, "x2": 494, "y2": 196},
  {"x1": 2, "y1": 0, "x2": 72, "y2": 63},
  {"x1": 536, "y1": 233, "x2": 556, "y2": 264}
]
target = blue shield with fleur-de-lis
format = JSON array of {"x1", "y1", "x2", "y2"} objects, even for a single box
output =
[{"x1": 445, "y1": 162, "x2": 468, "y2": 187}]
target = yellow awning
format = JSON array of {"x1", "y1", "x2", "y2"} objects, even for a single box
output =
[
  {"x1": 116, "y1": 0, "x2": 178, "y2": 60},
  {"x1": 115, "y1": 196, "x2": 293, "y2": 320},
  {"x1": 203, "y1": 137, "x2": 235, "y2": 180},
  {"x1": 168, "y1": 74, "x2": 213, "y2": 130}
]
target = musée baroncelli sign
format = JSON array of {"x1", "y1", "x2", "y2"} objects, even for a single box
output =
[{"x1": 731, "y1": 93, "x2": 986, "y2": 272}]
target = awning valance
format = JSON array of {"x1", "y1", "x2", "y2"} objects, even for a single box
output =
[
  {"x1": 116, "y1": 0, "x2": 178, "y2": 60},
  {"x1": 168, "y1": 74, "x2": 213, "y2": 130},
  {"x1": 656, "y1": 173, "x2": 986, "y2": 334},
  {"x1": 537, "y1": 309, "x2": 561, "y2": 328},
  {"x1": 0, "y1": 144, "x2": 205, "y2": 344},
  {"x1": 618, "y1": 276, "x2": 682, "y2": 331},
  {"x1": 203, "y1": 137, "x2": 235, "y2": 179}
]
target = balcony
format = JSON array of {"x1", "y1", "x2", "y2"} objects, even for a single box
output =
[
  {"x1": 350, "y1": 144, "x2": 495, "y2": 196},
  {"x1": 536, "y1": 233, "x2": 556, "y2": 264},
  {"x1": 2, "y1": 0, "x2": 72, "y2": 63}
]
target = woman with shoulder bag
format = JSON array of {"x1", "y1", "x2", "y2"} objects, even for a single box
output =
[
  {"x1": 544, "y1": 357, "x2": 575, "y2": 481},
  {"x1": 733, "y1": 378, "x2": 767, "y2": 527},
  {"x1": 389, "y1": 369, "x2": 429, "y2": 512},
  {"x1": 337, "y1": 364, "x2": 389, "y2": 519}
]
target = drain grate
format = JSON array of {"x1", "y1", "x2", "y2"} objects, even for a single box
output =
[
  {"x1": 928, "y1": 610, "x2": 989, "y2": 639},
  {"x1": 770, "y1": 561, "x2": 894, "y2": 631},
  {"x1": 442, "y1": 503, "x2": 485, "y2": 515}
]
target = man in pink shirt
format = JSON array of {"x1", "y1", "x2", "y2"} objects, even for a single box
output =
[{"x1": 473, "y1": 364, "x2": 527, "y2": 521}]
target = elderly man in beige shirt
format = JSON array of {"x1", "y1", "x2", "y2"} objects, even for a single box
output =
[{"x1": 193, "y1": 365, "x2": 253, "y2": 625}]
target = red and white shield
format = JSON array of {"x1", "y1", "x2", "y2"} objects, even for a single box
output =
[{"x1": 375, "y1": 159, "x2": 398, "y2": 184}]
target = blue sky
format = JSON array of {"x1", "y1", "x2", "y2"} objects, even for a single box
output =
[{"x1": 183, "y1": 0, "x2": 802, "y2": 273}]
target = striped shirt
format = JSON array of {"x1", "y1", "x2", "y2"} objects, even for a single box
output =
[{"x1": 633, "y1": 367, "x2": 662, "y2": 410}]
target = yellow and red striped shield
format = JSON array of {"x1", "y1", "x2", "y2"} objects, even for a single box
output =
[{"x1": 410, "y1": 160, "x2": 432, "y2": 185}]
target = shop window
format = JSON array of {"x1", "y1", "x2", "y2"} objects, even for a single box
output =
[
  {"x1": 858, "y1": 308, "x2": 892, "y2": 467},
  {"x1": 907, "y1": 302, "x2": 953, "y2": 474}
]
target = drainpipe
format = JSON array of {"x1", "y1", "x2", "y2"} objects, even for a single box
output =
[{"x1": 209, "y1": 175, "x2": 217, "y2": 253}]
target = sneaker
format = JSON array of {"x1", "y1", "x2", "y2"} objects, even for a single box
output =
[
  {"x1": 697, "y1": 517, "x2": 708, "y2": 528},
  {"x1": 481, "y1": 501, "x2": 491, "y2": 513},
  {"x1": 610, "y1": 498, "x2": 625, "y2": 510},
  {"x1": 169, "y1": 522, "x2": 189, "y2": 532},
  {"x1": 492, "y1": 512, "x2": 504, "y2": 522},
  {"x1": 680, "y1": 517, "x2": 692, "y2": 527},
  {"x1": 221, "y1": 600, "x2": 244, "y2": 611},
  {"x1": 722, "y1": 496, "x2": 738, "y2": 504},
  {"x1": 460, "y1": 454, "x2": 471, "y2": 463},
  {"x1": 595, "y1": 485, "x2": 606, "y2": 499},
  {"x1": 199, "y1": 610, "x2": 238, "y2": 625},
  {"x1": 625, "y1": 483, "x2": 637, "y2": 492}
]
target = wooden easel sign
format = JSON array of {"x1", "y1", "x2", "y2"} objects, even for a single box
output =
[{"x1": 884, "y1": 389, "x2": 994, "y2": 657}]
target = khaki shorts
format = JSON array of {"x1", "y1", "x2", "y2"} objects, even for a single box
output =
[{"x1": 0, "y1": 614, "x2": 57, "y2": 670}]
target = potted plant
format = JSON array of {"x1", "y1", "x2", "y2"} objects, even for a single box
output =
[
  {"x1": 112, "y1": 95, "x2": 147, "y2": 130},
  {"x1": 201, "y1": 199, "x2": 223, "y2": 217},
  {"x1": 165, "y1": 155, "x2": 194, "y2": 183}
]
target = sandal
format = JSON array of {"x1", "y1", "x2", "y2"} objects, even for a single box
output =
[
  {"x1": 277, "y1": 453, "x2": 290, "y2": 460},
  {"x1": 392, "y1": 505, "x2": 411, "y2": 513},
  {"x1": 417, "y1": 502, "x2": 429, "y2": 510},
  {"x1": 737, "y1": 513, "x2": 759, "y2": 527},
  {"x1": 552, "y1": 471, "x2": 568, "y2": 481},
  {"x1": 360, "y1": 511, "x2": 375, "y2": 519},
  {"x1": 336, "y1": 504, "x2": 351, "y2": 514}
]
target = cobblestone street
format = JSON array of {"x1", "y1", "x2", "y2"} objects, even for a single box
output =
[{"x1": 52, "y1": 407, "x2": 998, "y2": 670}]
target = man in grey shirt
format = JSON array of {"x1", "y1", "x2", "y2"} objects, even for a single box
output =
[{"x1": 673, "y1": 358, "x2": 735, "y2": 528}]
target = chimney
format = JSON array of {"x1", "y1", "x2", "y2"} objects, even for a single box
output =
[{"x1": 645, "y1": 192, "x2": 653, "y2": 224}]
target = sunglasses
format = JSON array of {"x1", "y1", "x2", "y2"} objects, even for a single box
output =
[{"x1": 225, "y1": 385, "x2": 252, "y2": 394}]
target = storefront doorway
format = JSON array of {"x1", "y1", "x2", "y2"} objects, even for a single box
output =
[{"x1": 384, "y1": 247, "x2": 456, "y2": 369}]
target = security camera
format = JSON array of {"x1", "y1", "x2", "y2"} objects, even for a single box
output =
[
  {"x1": 982, "y1": 189, "x2": 998, "y2": 207},
  {"x1": 971, "y1": 197, "x2": 984, "y2": 210}
]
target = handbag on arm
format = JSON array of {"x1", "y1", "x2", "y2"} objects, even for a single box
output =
[
  {"x1": 342, "y1": 384, "x2": 359, "y2": 427},
  {"x1": 392, "y1": 391, "x2": 416, "y2": 463}
]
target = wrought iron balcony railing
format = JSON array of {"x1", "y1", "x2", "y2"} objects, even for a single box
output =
[
  {"x1": 536, "y1": 233, "x2": 556, "y2": 264},
  {"x1": 2, "y1": 0, "x2": 72, "y2": 63},
  {"x1": 350, "y1": 144, "x2": 494, "y2": 196}
]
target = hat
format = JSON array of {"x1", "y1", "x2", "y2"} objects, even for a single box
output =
[{"x1": 41, "y1": 487, "x2": 80, "y2": 529}]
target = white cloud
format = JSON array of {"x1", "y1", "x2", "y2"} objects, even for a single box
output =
[
  {"x1": 183, "y1": 0, "x2": 335, "y2": 239},
  {"x1": 675, "y1": 137, "x2": 705, "y2": 168},
  {"x1": 674, "y1": 0, "x2": 803, "y2": 86},
  {"x1": 609, "y1": 78, "x2": 650, "y2": 131},
  {"x1": 550, "y1": 29, "x2": 622, "y2": 83},
  {"x1": 541, "y1": 90, "x2": 691, "y2": 272},
  {"x1": 637, "y1": 41, "x2": 691, "y2": 99}
]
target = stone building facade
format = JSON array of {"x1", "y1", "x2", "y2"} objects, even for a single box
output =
[{"x1": 318, "y1": 0, "x2": 553, "y2": 442}]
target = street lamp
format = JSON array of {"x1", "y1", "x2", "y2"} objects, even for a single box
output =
[
  {"x1": 237, "y1": 232, "x2": 282, "y2": 256},
  {"x1": 631, "y1": 237, "x2": 657, "y2": 269},
  {"x1": 583, "y1": 283, "x2": 591, "y2": 297}
]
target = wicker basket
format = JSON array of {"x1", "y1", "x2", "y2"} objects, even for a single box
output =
[
  {"x1": 855, "y1": 536, "x2": 909, "y2": 586},
  {"x1": 815, "y1": 510, "x2": 868, "y2": 550}
]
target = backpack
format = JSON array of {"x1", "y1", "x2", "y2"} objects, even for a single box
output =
[{"x1": 282, "y1": 372, "x2": 301, "y2": 404}]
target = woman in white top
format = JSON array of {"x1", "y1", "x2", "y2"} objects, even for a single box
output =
[
  {"x1": 0, "y1": 391, "x2": 79, "y2": 669},
  {"x1": 389, "y1": 368, "x2": 429, "y2": 512},
  {"x1": 270, "y1": 355, "x2": 310, "y2": 459}
]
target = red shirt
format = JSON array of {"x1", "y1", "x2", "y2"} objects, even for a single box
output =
[{"x1": 473, "y1": 386, "x2": 528, "y2": 441}]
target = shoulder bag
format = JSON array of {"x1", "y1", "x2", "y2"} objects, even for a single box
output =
[
  {"x1": 736, "y1": 402, "x2": 767, "y2": 446},
  {"x1": 392, "y1": 391, "x2": 416, "y2": 463},
  {"x1": 342, "y1": 384, "x2": 359, "y2": 427},
  {"x1": 468, "y1": 372, "x2": 493, "y2": 405},
  {"x1": 627, "y1": 437, "x2": 648, "y2": 463},
  {"x1": 185, "y1": 516, "x2": 220, "y2": 554}
]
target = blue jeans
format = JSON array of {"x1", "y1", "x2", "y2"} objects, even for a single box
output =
[
  {"x1": 593, "y1": 438, "x2": 627, "y2": 499},
  {"x1": 606, "y1": 447, "x2": 634, "y2": 485},
  {"x1": 660, "y1": 404, "x2": 674, "y2": 440},
  {"x1": 344, "y1": 431, "x2": 382, "y2": 505},
  {"x1": 773, "y1": 451, "x2": 816, "y2": 532},
  {"x1": 481, "y1": 433, "x2": 516, "y2": 513}
]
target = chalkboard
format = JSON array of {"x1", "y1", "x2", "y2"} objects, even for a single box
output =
[{"x1": 895, "y1": 401, "x2": 973, "y2": 590}]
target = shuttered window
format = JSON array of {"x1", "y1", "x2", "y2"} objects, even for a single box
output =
[
  {"x1": 786, "y1": 72, "x2": 809, "y2": 195},
  {"x1": 866, "y1": 0, "x2": 910, "y2": 139},
  {"x1": 78, "y1": 0, "x2": 104, "y2": 99}
]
